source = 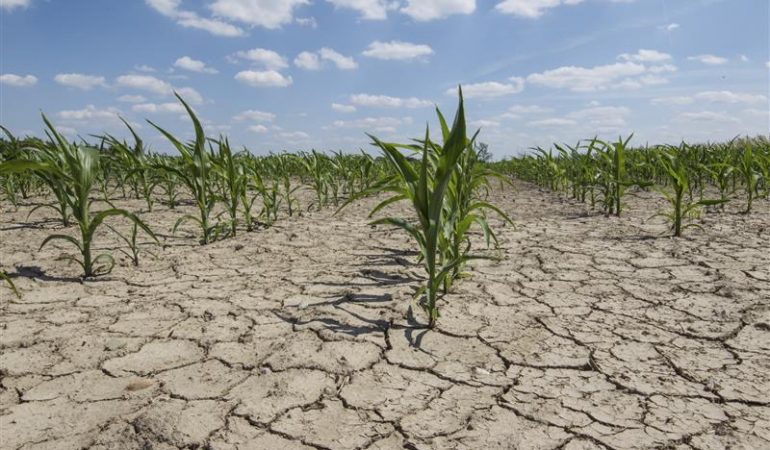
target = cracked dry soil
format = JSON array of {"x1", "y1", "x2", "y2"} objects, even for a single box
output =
[{"x1": 0, "y1": 181, "x2": 768, "y2": 450}]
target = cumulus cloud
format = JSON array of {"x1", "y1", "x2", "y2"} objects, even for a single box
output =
[
  {"x1": 54, "y1": 73, "x2": 107, "y2": 90},
  {"x1": 332, "y1": 103, "x2": 357, "y2": 113},
  {"x1": 333, "y1": 116, "x2": 412, "y2": 131},
  {"x1": 174, "y1": 56, "x2": 218, "y2": 74},
  {"x1": 618, "y1": 49, "x2": 672, "y2": 63},
  {"x1": 118, "y1": 95, "x2": 148, "y2": 103},
  {"x1": 687, "y1": 54, "x2": 728, "y2": 65},
  {"x1": 145, "y1": 0, "x2": 246, "y2": 36},
  {"x1": 525, "y1": 54, "x2": 674, "y2": 92},
  {"x1": 362, "y1": 40, "x2": 434, "y2": 61},
  {"x1": 234, "y1": 70, "x2": 293, "y2": 87},
  {"x1": 318, "y1": 48, "x2": 358, "y2": 70},
  {"x1": 233, "y1": 109, "x2": 276, "y2": 122},
  {"x1": 652, "y1": 90, "x2": 767, "y2": 106},
  {"x1": 528, "y1": 118, "x2": 577, "y2": 128},
  {"x1": 677, "y1": 111, "x2": 739, "y2": 123},
  {"x1": 0, "y1": 0, "x2": 31, "y2": 11},
  {"x1": 294, "y1": 52, "x2": 322, "y2": 70},
  {"x1": 350, "y1": 94, "x2": 431, "y2": 108},
  {"x1": 57, "y1": 105, "x2": 121, "y2": 122},
  {"x1": 249, "y1": 124, "x2": 269, "y2": 133},
  {"x1": 132, "y1": 103, "x2": 187, "y2": 114},
  {"x1": 665, "y1": 23, "x2": 679, "y2": 31},
  {"x1": 0, "y1": 73, "x2": 37, "y2": 87},
  {"x1": 325, "y1": 0, "x2": 396, "y2": 20},
  {"x1": 447, "y1": 78, "x2": 525, "y2": 99},
  {"x1": 495, "y1": 0, "x2": 586, "y2": 19},
  {"x1": 400, "y1": 0, "x2": 475, "y2": 21},
  {"x1": 295, "y1": 48, "x2": 358, "y2": 70},
  {"x1": 209, "y1": 0, "x2": 309, "y2": 29},
  {"x1": 115, "y1": 74, "x2": 173, "y2": 95},
  {"x1": 233, "y1": 48, "x2": 289, "y2": 69}
]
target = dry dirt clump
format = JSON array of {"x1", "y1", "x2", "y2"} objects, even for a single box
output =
[{"x1": 1, "y1": 182, "x2": 768, "y2": 450}]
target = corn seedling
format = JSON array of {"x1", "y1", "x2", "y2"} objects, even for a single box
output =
[
  {"x1": 0, "y1": 115, "x2": 157, "y2": 277},
  {"x1": 653, "y1": 144, "x2": 728, "y2": 237},
  {"x1": 151, "y1": 93, "x2": 222, "y2": 244}
]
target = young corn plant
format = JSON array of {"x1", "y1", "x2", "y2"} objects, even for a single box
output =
[
  {"x1": 151, "y1": 93, "x2": 222, "y2": 244},
  {"x1": 653, "y1": 144, "x2": 727, "y2": 237},
  {"x1": 107, "y1": 222, "x2": 157, "y2": 266},
  {"x1": 211, "y1": 137, "x2": 247, "y2": 236},
  {"x1": 0, "y1": 116, "x2": 157, "y2": 277},
  {"x1": 362, "y1": 88, "x2": 502, "y2": 328}
]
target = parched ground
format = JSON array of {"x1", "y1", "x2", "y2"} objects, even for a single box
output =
[{"x1": 1, "y1": 182, "x2": 769, "y2": 450}]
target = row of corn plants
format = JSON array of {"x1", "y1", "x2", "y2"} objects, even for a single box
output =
[{"x1": 496, "y1": 135, "x2": 769, "y2": 236}]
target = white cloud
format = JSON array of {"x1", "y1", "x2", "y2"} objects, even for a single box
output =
[
  {"x1": 665, "y1": 23, "x2": 679, "y2": 31},
  {"x1": 687, "y1": 54, "x2": 728, "y2": 65},
  {"x1": 351, "y1": 94, "x2": 432, "y2": 108},
  {"x1": 319, "y1": 48, "x2": 358, "y2": 70},
  {"x1": 295, "y1": 48, "x2": 357, "y2": 70},
  {"x1": 765, "y1": 61, "x2": 770, "y2": 69},
  {"x1": 234, "y1": 109, "x2": 276, "y2": 122},
  {"x1": 175, "y1": 87, "x2": 203, "y2": 104},
  {"x1": 651, "y1": 96, "x2": 694, "y2": 106},
  {"x1": 470, "y1": 119, "x2": 500, "y2": 128},
  {"x1": 325, "y1": 0, "x2": 396, "y2": 20},
  {"x1": 115, "y1": 74, "x2": 173, "y2": 94},
  {"x1": 448, "y1": 78, "x2": 525, "y2": 99},
  {"x1": 234, "y1": 70, "x2": 293, "y2": 87},
  {"x1": 527, "y1": 61, "x2": 648, "y2": 92},
  {"x1": 678, "y1": 111, "x2": 739, "y2": 123},
  {"x1": 333, "y1": 116, "x2": 412, "y2": 130},
  {"x1": 0, "y1": 73, "x2": 37, "y2": 87},
  {"x1": 174, "y1": 56, "x2": 218, "y2": 74},
  {"x1": 618, "y1": 49, "x2": 672, "y2": 63},
  {"x1": 234, "y1": 48, "x2": 289, "y2": 69},
  {"x1": 652, "y1": 90, "x2": 767, "y2": 107},
  {"x1": 279, "y1": 131, "x2": 310, "y2": 139},
  {"x1": 294, "y1": 51, "x2": 322, "y2": 70},
  {"x1": 146, "y1": 0, "x2": 246, "y2": 36},
  {"x1": 694, "y1": 90, "x2": 767, "y2": 104},
  {"x1": 0, "y1": 0, "x2": 31, "y2": 11},
  {"x1": 501, "y1": 104, "x2": 551, "y2": 119},
  {"x1": 362, "y1": 40, "x2": 434, "y2": 61},
  {"x1": 209, "y1": 0, "x2": 309, "y2": 29},
  {"x1": 495, "y1": 0, "x2": 585, "y2": 19},
  {"x1": 57, "y1": 105, "x2": 121, "y2": 122},
  {"x1": 528, "y1": 118, "x2": 577, "y2": 128},
  {"x1": 135, "y1": 64, "x2": 157, "y2": 72},
  {"x1": 739, "y1": 54, "x2": 749, "y2": 63},
  {"x1": 176, "y1": 13, "x2": 245, "y2": 36},
  {"x1": 249, "y1": 124, "x2": 269, "y2": 133},
  {"x1": 400, "y1": 0, "x2": 475, "y2": 21},
  {"x1": 118, "y1": 95, "x2": 148, "y2": 103},
  {"x1": 132, "y1": 103, "x2": 187, "y2": 114},
  {"x1": 566, "y1": 105, "x2": 630, "y2": 129},
  {"x1": 332, "y1": 103, "x2": 357, "y2": 113},
  {"x1": 54, "y1": 73, "x2": 107, "y2": 90},
  {"x1": 296, "y1": 17, "x2": 317, "y2": 27}
]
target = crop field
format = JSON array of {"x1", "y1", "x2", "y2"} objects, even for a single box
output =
[{"x1": 1, "y1": 95, "x2": 769, "y2": 450}]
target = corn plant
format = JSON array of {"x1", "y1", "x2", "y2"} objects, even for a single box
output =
[
  {"x1": 107, "y1": 222, "x2": 157, "y2": 266},
  {"x1": 654, "y1": 144, "x2": 727, "y2": 237},
  {"x1": 103, "y1": 119, "x2": 158, "y2": 212},
  {"x1": 151, "y1": 93, "x2": 222, "y2": 244},
  {"x1": 736, "y1": 142, "x2": 760, "y2": 213},
  {"x1": 0, "y1": 115, "x2": 157, "y2": 277},
  {"x1": 211, "y1": 137, "x2": 247, "y2": 236},
  {"x1": 359, "y1": 88, "x2": 507, "y2": 328}
]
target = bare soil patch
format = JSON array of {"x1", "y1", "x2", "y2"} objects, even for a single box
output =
[{"x1": 1, "y1": 182, "x2": 768, "y2": 449}]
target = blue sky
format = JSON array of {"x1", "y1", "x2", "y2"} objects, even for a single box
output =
[{"x1": 1, "y1": 0, "x2": 768, "y2": 157}]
